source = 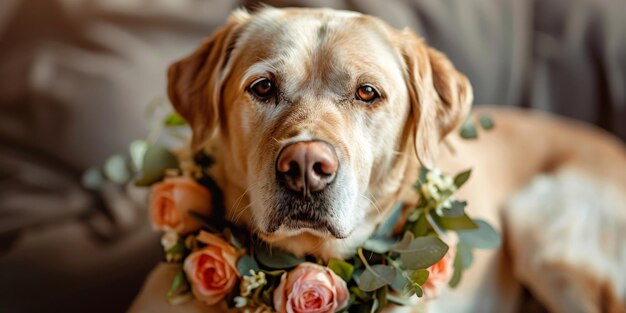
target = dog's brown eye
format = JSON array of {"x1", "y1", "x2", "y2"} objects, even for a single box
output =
[
  {"x1": 356, "y1": 85, "x2": 380, "y2": 103},
  {"x1": 250, "y1": 79, "x2": 275, "y2": 99}
]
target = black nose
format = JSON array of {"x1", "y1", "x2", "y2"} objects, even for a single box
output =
[{"x1": 276, "y1": 141, "x2": 338, "y2": 195}]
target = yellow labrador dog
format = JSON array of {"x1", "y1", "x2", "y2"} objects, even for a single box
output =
[{"x1": 131, "y1": 7, "x2": 626, "y2": 313}]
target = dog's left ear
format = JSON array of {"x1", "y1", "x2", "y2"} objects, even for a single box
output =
[
  {"x1": 400, "y1": 30, "x2": 473, "y2": 168},
  {"x1": 167, "y1": 10, "x2": 250, "y2": 150}
]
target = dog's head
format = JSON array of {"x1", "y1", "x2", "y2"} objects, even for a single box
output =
[{"x1": 167, "y1": 7, "x2": 471, "y2": 256}]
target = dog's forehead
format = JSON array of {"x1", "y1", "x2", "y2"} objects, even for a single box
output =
[{"x1": 234, "y1": 8, "x2": 402, "y2": 94}]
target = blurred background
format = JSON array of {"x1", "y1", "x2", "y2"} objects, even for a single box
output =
[{"x1": 0, "y1": 0, "x2": 624, "y2": 312}]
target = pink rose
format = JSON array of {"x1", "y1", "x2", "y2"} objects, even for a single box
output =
[
  {"x1": 274, "y1": 263, "x2": 349, "y2": 313},
  {"x1": 184, "y1": 231, "x2": 240, "y2": 305},
  {"x1": 422, "y1": 250, "x2": 454, "y2": 299},
  {"x1": 150, "y1": 177, "x2": 211, "y2": 234}
]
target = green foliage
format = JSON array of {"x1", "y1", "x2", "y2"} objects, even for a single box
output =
[
  {"x1": 392, "y1": 236, "x2": 449, "y2": 269},
  {"x1": 408, "y1": 269, "x2": 429, "y2": 286},
  {"x1": 328, "y1": 259, "x2": 354, "y2": 282},
  {"x1": 411, "y1": 213, "x2": 429, "y2": 236},
  {"x1": 129, "y1": 140, "x2": 148, "y2": 170},
  {"x1": 237, "y1": 254, "x2": 260, "y2": 275},
  {"x1": 82, "y1": 167, "x2": 104, "y2": 190},
  {"x1": 163, "y1": 113, "x2": 187, "y2": 126},
  {"x1": 458, "y1": 219, "x2": 502, "y2": 249},
  {"x1": 255, "y1": 244, "x2": 305, "y2": 269},
  {"x1": 373, "y1": 287, "x2": 388, "y2": 313},
  {"x1": 441, "y1": 201, "x2": 467, "y2": 217},
  {"x1": 357, "y1": 264, "x2": 398, "y2": 292},
  {"x1": 167, "y1": 267, "x2": 191, "y2": 304},
  {"x1": 373, "y1": 202, "x2": 403, "y2": 238},
  {"x1": 448, "y1": 247, "x2": 464, "y2": 288},
  {"x1": 135, "y1": 145, "x2": 179, "y2": 186},
  {"x1": 478, "y1": 114, "x2": 495, "y2": 130},
  {"x1": 104, "y1": 154, "x2": 131, "y2": 183},
  {"x1": 460, "y1": 118, "x2": 478, "y2": 139},
  {"x1": 453, "y1": 169, "x2": 472, "y2": 188},
  {"x1": 434, "y1": 214, "x2": 478, "y2": 231},
  {"x1": 460, "y1": 113, "x2": 495, "y2": 139},
  {"x1": 363, "y1": 237, "x2": 397, "y2": 254}
]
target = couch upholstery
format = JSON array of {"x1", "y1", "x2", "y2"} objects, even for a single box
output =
[{"x1": 0, "y1": 0, "x2": 623, "y2": 312}]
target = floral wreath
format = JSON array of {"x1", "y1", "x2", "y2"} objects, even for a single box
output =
[{"x1": 83, "y1": 100, "x2": 498, "y2": 313}]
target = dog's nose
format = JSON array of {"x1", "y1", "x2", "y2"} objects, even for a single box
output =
[{"x1": 276, "y1": 141, "x2": 338, "y2": 194}]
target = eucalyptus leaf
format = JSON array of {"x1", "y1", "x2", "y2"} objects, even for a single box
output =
[
  {"x1": 255, "y1": 245, "x2": 305, "y2": 269},
  {"x1": 328, "y1": 259, "x2": 354, "y2": 282},
  {"x1": 373, "y1": 202, "x2": 403, "y2": 238},
  {"x1": 386, "y1": 294, "x2": 413, "y2": 306},
  {"x1": 418, "y1": 167, "x2": 429, "y2": 183},
  {"x1": 392, "y1": 237, "x2": 449, "y2": 269},
  {"x1": 104, "y1": 154, "x2": 131, "y2": 183},
  {"x1": 165, "y1": 241, "x2": 185, "y2": 255},
  {"x1": 457, "y1": 219, "x2": 501, "y2": 249},
  {"x1": 374, "y1": 287, "x2": 388, "y2": 313},
  {"x1": 441, "y1": 201, "x2": 466, "y2": 217},
  {"x1": 129, "y1": 140, "x2": 148, "y2": 171},
  {"x1": 388, "y1": 270, "x2": 410, "y2": 292},
  {"x1": 82, "y1": 167, "x2": 104, "y2": 190},
  {"x1": 411, "y1": 212, "x2": 429, "y2": 237},
  {"x1": 478, "y1": 114, "x2": 495, "y2": 130},
  {"x1": 393, "y1": 232, "x2": 414, "y2": 250},
  {"x1": 357, "y1": 264, "x2": 397, "y2": 292},
  {"x1": 167, "y1": 267, "x2": 190, "y2": 299},
  {"x1": 435, "y1": 214, "x2": 478, "y2": 231},
  {"x1": 453, "y1": 169, "x2": 472, "y2": 188},
  {"x1": 408, "y1": 269, "x2": 429, "y2": 286},
  {"x1": 223, "y1": 228, "x2": 242, "y2": 249},
  {"x1": 237, "y1": 254, "x2": 260, "y2": 275},
  {"x1": 350, "y1": 285, "x2": 369, "y2": 301},
  {"x1": 460, "y1": 119, "x2": 478, "y2": 139},
  {"x1": 403, "y1": 281, "x2": 424, "y2": 298},
  {"x1": 449, "y1": 246, "x2": 464, "y2": 288},
  {"x1": 363, "y1": 237, "x2": 397, "y2": 254},
  {"x1": 164, "y1": 112, "x2": 187, "y2": 126},
  {"x1": 414, "y1": 284, "x2": 424, "y2": 297},
  {"x1": 370, "y1": 298, "x2": 380, "y2": 313},
  {"x1": 458, "y1": 243, "x2": 474, "y2": 268},
  {"x1": 135, "y1": 145, "x2": 178, "y2": 186}
]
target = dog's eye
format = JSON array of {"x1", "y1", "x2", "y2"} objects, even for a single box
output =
[
  {"x1": 249, "y1": 78, "x2": 275, "y2": 99},
  {"x1": 355, "y1": 85, "x2": 380, "y2": 103}
]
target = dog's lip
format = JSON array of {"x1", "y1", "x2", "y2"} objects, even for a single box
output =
[{"x1": 262, "y1": 221, "x2": 353, "y2": 240}]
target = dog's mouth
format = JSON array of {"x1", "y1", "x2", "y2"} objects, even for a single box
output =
[
  {"x1": 262, "y1": 188, "x2": 352, "y2": 239},
  {"x1": 264, "y1": 218, "x2": 350, "y2": 239}
]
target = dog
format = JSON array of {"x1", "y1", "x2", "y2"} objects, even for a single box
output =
[{"x1": 131, "y1": 7, "x2": 626, "y2": 313}]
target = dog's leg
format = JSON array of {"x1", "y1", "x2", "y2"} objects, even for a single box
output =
[{"x1": 503, "y1": 168, "x2": 626, "y2": 313}]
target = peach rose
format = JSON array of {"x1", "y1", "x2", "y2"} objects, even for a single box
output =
[
  {"x1": 274, "y1": 263, "x2": 349, "y2": 313},
  {"x1": 184, "y1": 231, "x2": 240, "y2": 305},
  {"x1": 422, "y1": 250, "x2": 454, "y2": 299},
  {"x1": 150, "y1": 177, "x2": 211, "y2": 234}
]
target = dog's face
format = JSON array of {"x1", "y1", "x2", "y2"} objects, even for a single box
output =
[{"x1": 168, "y1": 8, "x2": 471, "y2": 254}]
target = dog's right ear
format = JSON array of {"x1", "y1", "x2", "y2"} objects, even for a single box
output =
[{"x1": 167, "y1": 10, "x2": 250, "y2": 150}]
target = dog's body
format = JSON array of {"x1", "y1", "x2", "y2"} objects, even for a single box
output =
[{"x1": 131, "y1": 7, "x2": 626, "y2": 313}]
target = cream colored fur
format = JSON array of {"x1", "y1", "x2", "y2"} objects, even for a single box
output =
[{"x1": 131, "y1": 7, "x2": 626, "y2": 313}]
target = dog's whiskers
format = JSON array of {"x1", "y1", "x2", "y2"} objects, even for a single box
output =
[
  {"x1": 228, "y1": 187, "x2": 252, "y2": 220},
  {"x1": 360, "y1": 192, "x2": 382, "y2": 219},
  {"x1": 232, "y1": 199, "x2": 256, "y2": 225}
]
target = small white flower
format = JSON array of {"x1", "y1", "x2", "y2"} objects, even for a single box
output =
[
  {"x1": 161, "y1": 231, "x2": 178, "y2": 251},
  {"x1": 234, "y1": 296, "x2": 247, "y2": 308},
  {"x1": 240, "y1": 270, "x2": 267, "y2": 297}
]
